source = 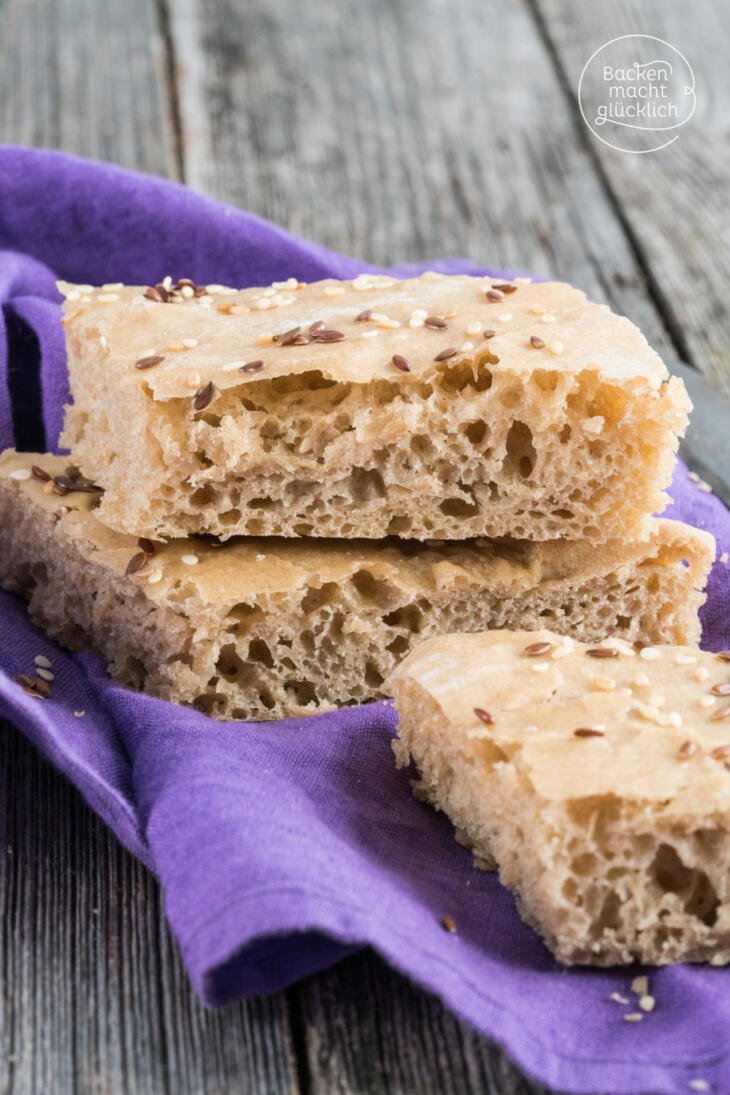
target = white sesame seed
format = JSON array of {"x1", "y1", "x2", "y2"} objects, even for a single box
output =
[
  {"x1": 181, "y1": 554, "x2": 199, "y2": 566},
  {"x1": 256, "y1": 553, "x2": 266, "y2": 562},
  {"x1": 102, "y1": 282, "x2": 123, "y2": 291},
  {"x1": 631, "y1": 975, "x2": 649, "y2": 996},
  {"x1": 187, "y1": 374, "x2": 201, "y2": 388},
  {"x1": 667, "y1": 712, "x2": 683, "y2": 728},
  {"x1": 100, "y1": 335, "x2": 108, "y2": 350},
  {"x1": 539, "y1": 313, "x2": 556, "y2": 324},
  {"x1": 548, "y1": 341, "x2": 564, "y2": 356},
  {"x1": 147, "y1": 569, "x2": 163, "y2": 585},
  {"x1": 688, "y1": 471, "x2": 700, "y2": 483},
  {"x1": 257, "y1": 334, "x2": 274, "y2": 346},
  {"x1": 694, "y1": 666, "x2": 710, "y2": 682},
  {"x1": 721, "y1": 552, "x2": 729, "y2": 564},
  {"x1": 460, "y1": 341, "x2": 475, "y2": 352},
  {"x1": 638, "y1": 994, "x2": 655, "y2": 1012},
  {"x1": 180, "y1": 285, "x2": 195, "y2": 299},
  {"x1": 360, "y1": 330, "x2": 380, "y2": 338},
  {"x1": 252, "y1": 297, "x2": 273, "y2": 310},
  {"x1": 65, "y1": 289, "x2": 80, "y2": 301},
  {"x1": 529, "y1": 306, "x2": 545, "y2": 316},
  {"x1": 689, "y1": 1081, "x2": 710, "y2": 1092},
  {"x1": 700, "y1": 696, "x2": 716, "y2": 709},
  {"x1": 182, "y1": 338, "x2": 198, "y2": 348},
  {"x1": 34, "y1": 655, "x2": 52, "y2": 669},
  {"x1": 640, "y1": 647, "x2": 661, "y2": 661},
  {"x1": 324, "y1": 285, "x2": 345, "y2": 296},
  {"x1": 698, "y1": 480, "x2": 713, "y2": 493},
  {"x1": 36, "y1": 668, "x2": 54, "y2": 682},
  {"x1": 610, "y1": 992, "x2": 629, "y2": 1005},
  {"x1": 73, "y1": 710, "x2": 86, "y2": 718},
  {"x1": 466, "y1": 321, "x2": 482, "y2": 336},
  {"x1": 97, "y1": 293, "x2": 119, "y2": 302},
  {"x1": 513, "y1": 276, "x2": 532, "y2": 284},
  {"x1": 497, "y1": 312, "x2": 511, "y2": 323},
  {"x1": 9, "y1": 468, "x2": 31, "y2": 481},
  {"x1": 675, "y1": 653, "x2": 697, "y2": 665},
  {"x1": 623, "y1": 1013, "x2": 643, "y2": 1023},
  {"x1": 592, "y1": 676, "x2": 616, "y2": 692},
  {"x1": 531, "y1": 662, "x2": 549, "y2": 673}
]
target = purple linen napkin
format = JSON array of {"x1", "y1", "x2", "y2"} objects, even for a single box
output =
[{"x1": 1, "y1": 145, "x2": 729, "y2": 1095}]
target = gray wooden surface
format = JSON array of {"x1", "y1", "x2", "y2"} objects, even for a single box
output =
[{"x1": 0, "y1": 0, "x2": 728, "y2": 1091}]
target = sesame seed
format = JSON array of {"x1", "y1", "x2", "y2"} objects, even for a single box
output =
[
  {"x1": 592, "y1": 676, "x2": 616, "y2": 692},
  {"x1": 574, "y1": 727, "x2": 605, "y2": 738},
  {"x1": 323, "y1": 284, "x2": 346, "y2": 295},
  {"x1": 695, "y1": 666, "x2": 710, "y2": 682},
  {"x1": 97, "y1": 293, "x2": 119, "y2": 302},
  {"x1": 531, "y1": 662, "x2": 549, "y2": 673},
  {"x1": 391, "y1": 354, "x2": 411, "y2": 373},
  {"x1": 633, "y1": 672, "x2": 650, "y2": 687},
  {"x1": 529, "y1": 306, "x2": 545, "y2": 316},
  {"x1": 434, "y1": 347, "x2": 458, "y2": 361},
  {"x1": 674, "y1": 653, "x2": 697, "y2": 665},
  {"x1": 710, "y1": 705, "x2": 730, "y2": 722},
  {"x1": 610, "y1": 993, "x2": 629, "y2": 1005},
  {"x1": 640, "y1": 647, "x2": 661, "y2": 661},
  {"x1": 539, "y1": 313, "x2": 556, "y2": 324},
  {"x1": 147, "y1": 569, "x2": 163, "y2": 585},
  {"x1": 492, "y1": 282, "x2": 517, "y2": 294},
  {"x1": 529, "y1": 335, "x2": 545, "y2": 349},
  {"x1": 700, "y1": 696, "x2": 716, "y2": 709},
  {"x1": 9, "y1": 468, "x2": 31, "y2": 481},
  {"x1": 689, "y1": 1081, "x2": 710, "y2": 1092},
  {"x1": 102, "y1": 282, "x2": 123, "y2": 291},
  {"x1": 523, "y1": 641, "x2": 552, "y2": 656},
  {"x1": 240, "y1": 360, "x2": 265, "y2": 373},
  {"x1": 688, "y1": 471, "x2": 700, "y2": 483},
  {"x1": 459, "y1": 341, "x2": 475, "y2": 352},
  {"x1": 677, "y1": 740, "x2": 698, "y2": 758},
  {"x1": 181, "y1": 554, "x2": 199, "y2": 566},
  {"x1": 192, "y1": 381, "x2": 215, "y2": 411},
  {"x1": 486, "y1": 288, "x2": 504, "y2": 302},
  {"x1": 466, "y1": 322, "x2": 482, "y2": 336},
  {"x1": 631, "y1": 976, "x2": 648, "y2": 996},
  {"x1": 424, "y1": 316, "x2": 447, "y2": 329},
  {"x1": 716, "y1": 651, "x2": 730, "y2": 661},
  {"x1": 125, "y1": 552, "x2": 148, "y2": 576},
  {"x1": 31, "y1": 465, "x2": 51, "y2": 481},
  {"x1": 73, "y1": 710, "x2": 86, "y2": 718},
  {"x1": 710, "y1": 745, "x2": 730, "y2": 761},
  {"x1": 473, "y1": 708, "x2": 494, "y2": 725},
  {"x1": 36, "y1": 667, "x2": 54, "y2": 682},
  {"x1": 638, "y1": 995, "x2": 655, "y2": 1013},
  {"x1": 360, "y1": 330, "x2": 379, "y2": 338},
  {"x1": 440, "y1": 914, "x2": 458, "y2": 934},
  {"x1": 273, "y1": 325, "x2": 307, "y2": 346},
  {"x1": 623, "y1": 1013, "x2": 643, "y2": 1023},
  {"x1": 586, "y1": 647, "x2": 619, "y2": 659},
  {"x1": 721, "y1": 553, "x2": 729, "y2": 564},
  {"x1": 497, "y1": 312, "x2": 511, "y2": 322},
  {"x1": 34, "y1": 655, "x2": 52, "y2": 669},
  {"x1": 548, "y1": 341, "x2": 564, "y2": 356},
  {"x1": 711, "y1": 682, "x2": 730, "y2": 696},
  {"x1": 355, "y1": 308, "x2": 372, "y2": 322},
  {"x1": 135, "y1": 354, "x2": 165, "y2": 370},
  {"x1": 182, "y1": 338, "x2": 198, "y2": 348},
  {"x1": 483, "y1": 329, "x2": 496, "y2": 340}
]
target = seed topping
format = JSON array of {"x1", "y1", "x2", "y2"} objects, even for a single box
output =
[
  {"x1": 192, "y1": 381, "x2": 215, "y2": 411},
  {"x1": 473, "y1": 708, "x2": 494, "y2": 726},
  {"x1": 434, "y1": 347, "x2": 458, "y2": 362},
  {"x1": 391, "y1": 354, "x2": 411, "y2": 373},
  {"x1": 13, "y1": 673, "x2": 51, "y2": 699},
  {"x1": 573, "y1": 728, "x2": 605, "y2": 738},
  {"x1": 523, "y1": 641, "x2": 552, "y2": 656},
  {"x1": 240, "y1": 360, "x2": 264, "y2": 373},
  {"x1": 135, "y1": 354, "x2": 165, "y2": 370},
  {"x1": 586, "y1": 647, "x2": 619, "y2": 659}
]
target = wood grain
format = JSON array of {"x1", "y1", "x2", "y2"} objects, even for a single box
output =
[
  {"x1": 532, "y1": 0, "x2": 730, "y2": 392},
  {"x1": 0, "y1": 0, "x2": 179, "y2": 179},
  {"x1": 0, "y1": 724, "x2": 298, "y2": 1095}
]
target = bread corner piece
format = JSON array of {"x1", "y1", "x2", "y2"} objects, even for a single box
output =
[
  {"x1": 0, "y1": 452, "x2": 713, "y2": 721},
  {"x1": 389, "y1": 629, "x2": 730, "y2": 966},
  {"x1": 58, "y1": 274, "x2": 688, "y2": 543}
]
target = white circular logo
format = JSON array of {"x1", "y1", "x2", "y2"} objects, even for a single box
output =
[{"x1": 578, "y1": 34, "x2": 695, "y2": 154}]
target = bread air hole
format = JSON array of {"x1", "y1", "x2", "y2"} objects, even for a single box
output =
[
  {"x1": 503, "y1": 420, "x2": 536, "y2": 479},
  {"x1": 651, "y1": 844, "x2": 720, "y2": 926}
]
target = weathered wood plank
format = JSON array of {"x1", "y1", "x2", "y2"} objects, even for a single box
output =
[
  {"x1": 532, "y1": 0, "x2": 730, "y2": 393},
  {"x1": 0, "y1": 0, "x2": 179, "y2": 179},
  {"x1": 0, "y1": 723, "x2": 298, "y2": 1095},
  {"x1": 293, "y1": 951, "x2": 558, "y2": 1095}
]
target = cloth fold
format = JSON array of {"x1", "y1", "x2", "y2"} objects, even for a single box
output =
[{"x1": 0, "y1": 145, "x2": 729, "y2": 1095}]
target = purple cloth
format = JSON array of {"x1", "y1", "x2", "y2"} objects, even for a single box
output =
[{"x1": 0, "y1": 146, "x2": 729, "y2": 1095}]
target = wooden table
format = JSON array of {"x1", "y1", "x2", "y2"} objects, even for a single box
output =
[{"x1": 1, "y1": 1, "x2": 729, "y2": 1091}]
